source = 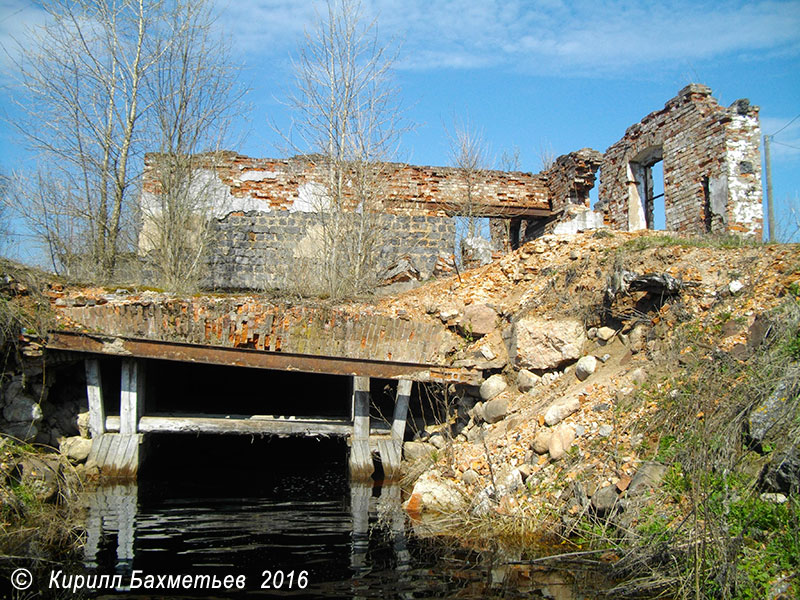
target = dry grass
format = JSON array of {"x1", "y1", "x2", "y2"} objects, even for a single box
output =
[
  {"x1": 575, "y1": 296, "x2": 800, "y2": 599},
  {"x1": 0, "y1": 436, "x2": 84, "y2": 565}
]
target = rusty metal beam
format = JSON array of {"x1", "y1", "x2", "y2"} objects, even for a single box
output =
[
  {"x1": 47, "y1": 331, "x2": 481, "y2": 384},
  {"x1": 440, "y1": 203, "x2": 554, "y2": 219}
]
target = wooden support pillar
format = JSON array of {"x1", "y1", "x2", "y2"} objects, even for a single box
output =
[
  {"x1": 391, "y1": 380, "x2": 412, "y2": 443},
  {"x1": 120, "y1": 359, "x2": 145, "y2": 435},
  {"x1": 349, "y1": 376, "x2": 374, "y2": 480},
  {"x1": 382, "y1": 380, "x2": 412, "y2": 481},
  {"x1": 85, "y1": 358, "x2": 105, "y2": 438}
]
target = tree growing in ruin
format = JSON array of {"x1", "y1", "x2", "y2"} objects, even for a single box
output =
[
  {"x1": 280, "y1": 0, "x2": 408, "y2": 298},
  {"x1": 445, "y1": 116, "x2": 493, "y2": 266},
  {"x1": 136, "y1": 3, "x2": 244, "y2": 293},
  {"x1": 6, "y1": 0, "x2": 243, "y2": 285}
]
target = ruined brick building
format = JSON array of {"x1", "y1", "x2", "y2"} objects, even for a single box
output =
[{"x1": 140, "y1": 84, "x2": 763, "y2": 290}]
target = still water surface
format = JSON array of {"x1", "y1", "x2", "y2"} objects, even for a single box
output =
[{"x1": 79, "y1": 436, "x2": 600, "y2": 599}]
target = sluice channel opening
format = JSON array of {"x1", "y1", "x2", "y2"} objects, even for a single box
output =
[
  {"x1": 95, "y1": 358, "x2": 355, "y2": 418},
  {"x1": 140, "y1": 434, "x2": 350, "y2": 496},
  {"x1": 80, "y1": 352, "x2": 437, "y2": 481}
]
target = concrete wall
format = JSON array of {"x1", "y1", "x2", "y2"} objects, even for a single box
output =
[
  {"x1": 597, "y1": 84, "x2": 763, "y2": 237},
  {"x1": 58, "y1": 299, "x2": 449, "y2": 365}
]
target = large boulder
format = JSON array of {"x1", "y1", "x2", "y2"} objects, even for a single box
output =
[
  {"x1": 532, "y1": 429, "x2": 552, "y2": 454},
  {"x1": 2, "y1": 377, "x2": 43, "y2": 424},
  {"x1": 3, "y1": 396, "x2": 43, "y2": 423},
  {"x1": 548, "y1": 424, "x2": 576, "y2": 460},
  {"x1": 596, "y1": 327, "x2": 616, "y2": 342},
  {"x1": 479, "y1": 374, "x2": 508, "y2": 401},
  {"x1": 591, "y1": 484, "x2": 621, "y2": 514},
  {"x1": 403, "y1": 441, "x2": 437, "y2": 462},
  {"x1": 19, "y1": 456, "x2": 60, "y2": 502},
  {"x1": 459, "y1": 304, "x2": 497, "y2": 338},
  {"x1": 575, "y1": 356, "x2": 598, "y2": 381},
  {"x1": 3, "y1": 421, "x2": 38, "y2": 442},
  {"x1": 759, "y1": 449, "x2": 800, "y2": 494},
  {"x1": 483, "y1": 396, "x2": 508, "y2": 424},
  {"x1": 748, "y1": 372, "x2": 799, "y2": 445},
  {"x1": 508, "y1": 318, "x2": 586, "y2": 371},
  {"x1": 404, "y1": 470, "x2": 466, "y2": 514},
  {"x1": 60, "y1": 436, "x2": 93, "y2": 463},
  {"x1": 628, "y1": 462, "x2": 669, "y2": 495},
  {"x1": 517, "y1": 369, "x2": 540, "y2": 392}
]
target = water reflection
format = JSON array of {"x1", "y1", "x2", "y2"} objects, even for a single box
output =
[
  {"x1": 81, "y1": 476, "x2": 600, "y2": 598},
  {"x1": 83, "y1": 484, "x2": 136, "y2": 573}
]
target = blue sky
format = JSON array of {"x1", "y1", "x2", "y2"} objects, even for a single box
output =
[{"x1": 1, "y1": 0, "x2": 799, "y2": 257}]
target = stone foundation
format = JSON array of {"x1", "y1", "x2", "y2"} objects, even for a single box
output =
[{"x1": 207, "y1": 211, "x2": 455, "y2": 290}]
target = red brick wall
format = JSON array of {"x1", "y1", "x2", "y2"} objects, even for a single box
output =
[
  {"x1": 143, "y1": 153, "x2": 551, "y2": 218},
  {"x1": 598, "y1": 84, "x2": 763, "y2": 237}
]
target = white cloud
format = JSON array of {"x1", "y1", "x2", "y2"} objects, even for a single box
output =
[
  {"x1": 0, "y1": 1, "x2": 47, "y2": 71},
  {"x1": 215, "y1": 0, "x2": 800, "y2": 75}
]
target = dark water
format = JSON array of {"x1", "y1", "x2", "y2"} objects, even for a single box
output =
[{"x1": 29, "y1": 437, "x2": 603, "y2": 599}]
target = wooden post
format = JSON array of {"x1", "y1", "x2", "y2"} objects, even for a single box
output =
[
  {"x1": 85, "y1": 358, "x2": 105, "y2": 438},
  {"x1": 120, "y1": 359, "x2": 145, "y2": 435},
  {"x1": 380, "y1": 380, "x2": 412, "y2": 481},
  {"x1": 391, "y1": 380, "x2": 412, "y2": 443},
  {"x1": 765, "y1": 134, "x2": 775, "y2": 242},
  {"x1": 349, "y1": 376, "x2": 373, "y2": 480}
]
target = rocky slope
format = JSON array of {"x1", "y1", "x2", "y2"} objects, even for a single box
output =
[{"x1": 384, "y1": 231, "x2": 800, "y2": 598}]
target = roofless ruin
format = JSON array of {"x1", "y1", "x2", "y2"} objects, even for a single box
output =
[
  {"x1": 140, "y1": 84, "x2": 762, "y2": 291},
  {"x1": 49, "y1": 85, "x2": 764, "y2": 480}
]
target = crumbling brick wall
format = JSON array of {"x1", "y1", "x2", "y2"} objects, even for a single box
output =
[
  {"x1": 488, "y1": 149, "x2": 604, "y2": 249},
  {"x1": 139, "y1": 84, "x2": 764, "y2": 292},
  {"x1": 597, "y1": 84, "x2": 763, "y2": 237},
  {"x1": 140, "y1": 152, "x2": 552, "y2": 289},
  {"x1": 543, "y1": 148, "x2": 604, "y2": 212},
  {"x1": 141, "y1": 153, "x2": 551, "y2": 219}
]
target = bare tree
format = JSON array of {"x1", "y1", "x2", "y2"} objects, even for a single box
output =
[
  {"x1": 446, "y1": 116, "x2": 491, "y2": 239},
  {"x1": 136, "y1": 2, "x2": 245, "y2": 293},
  {"x1": 0, "y1": 172, "x2": 10, "y2": 258},
  {"x1": 7, "y1": 0, "x2": 243, "y2": 286},
  {"x1": 538, "y1": 141, "x2": 556, "y2": 171},
  {"x1": 280, "y1": 0, "x2": 408, "y2": 299},
  {"x1": 500, "y1": 145, "x2": 521, "y2": 172},
  {"x1": 445, "y1": 116, "x2": 494, "y2": 266}
]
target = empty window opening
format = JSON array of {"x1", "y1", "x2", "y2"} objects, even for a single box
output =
[
  {"x1": 629, "y1": 146, "x2": 665, "y2": 231},
  {"x1": 648, "y1": 160, "x2": 665, "y2": 229},
  {"x1": 589, "y1": 169, "x2": 601, "y2": 209}
]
